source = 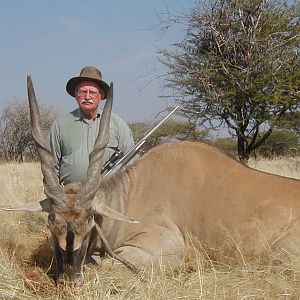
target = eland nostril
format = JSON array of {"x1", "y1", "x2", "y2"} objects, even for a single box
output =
[
  {"x1": 56, "y1": 276, "x2": 65, "y2": 285},
  {"x1": 71, "y1": 273, "x2": 84, "y2": 287}
]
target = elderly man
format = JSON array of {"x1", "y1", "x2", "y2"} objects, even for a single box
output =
[{"x1": 48, "y1": 66, "x2": 136, "y2": 184}]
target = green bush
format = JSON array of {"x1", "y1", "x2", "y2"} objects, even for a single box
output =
[
  {"x1": 210, "y1": 137, "x2": 237, "y2": 158},
  {"x1": 258, "y1": 130, "x2": 300, "y2": 157}
]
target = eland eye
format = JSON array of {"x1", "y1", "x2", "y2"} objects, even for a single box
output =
[{"x1": 48, "y1": 214, "x2": 56, "y2": 222}]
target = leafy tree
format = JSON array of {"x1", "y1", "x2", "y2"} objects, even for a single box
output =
[
  {"x1": 158, "y1": 0, "x2": 300, "y2": 161},
  {"x1": 129, "y1": 119, "x2": 210, "y2": 153},
  {"x1": 0, "y1": 100, "x2": 57, "y2": 162}
]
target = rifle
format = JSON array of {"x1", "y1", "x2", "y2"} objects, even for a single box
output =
[
  {"x1": 101, "y1": 147, "x2": 123, "y2": 175},
  {"x1": 103, "y1": 106, "x2": 180, "y2": 177}
]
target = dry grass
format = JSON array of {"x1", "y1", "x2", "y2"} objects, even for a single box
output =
[
  {"x1": 0, "y1": 158, "x2": 300, "y2": 299},
  {"x1": 249, "y1": 156, "x2": 300, "y2": 180}
]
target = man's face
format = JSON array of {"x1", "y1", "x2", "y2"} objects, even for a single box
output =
[{"x1": 75, "y1": 81, "x2": 105, "y2": 116}]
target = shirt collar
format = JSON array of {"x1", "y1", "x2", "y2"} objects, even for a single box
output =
[{"x1": 74, "y1": 108, "x2": 101, "y2": 121}]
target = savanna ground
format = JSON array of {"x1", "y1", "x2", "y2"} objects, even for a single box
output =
[{"x1": 0, "y1": 156, "x2": 300, "y2": 299}]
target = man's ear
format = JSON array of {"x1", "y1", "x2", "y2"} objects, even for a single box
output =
[{"x1": 100, "y1": 89, "x2": 105, "y2": 100}]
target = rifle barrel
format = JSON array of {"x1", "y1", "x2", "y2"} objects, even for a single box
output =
[{"x1": 103, "y1": 106, "x2": 180, "y2": 177}]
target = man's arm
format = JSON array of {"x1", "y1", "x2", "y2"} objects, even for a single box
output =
[{"x1": 113, "y1": 114, "x2": 139, "y2": 163}]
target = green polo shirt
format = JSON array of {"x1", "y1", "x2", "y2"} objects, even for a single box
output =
[{"x1": 48, "y1": 108, "x2": 135, "y2": 183}]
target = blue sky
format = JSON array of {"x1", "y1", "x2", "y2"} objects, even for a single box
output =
[{"x1": 0, "y1": 1, "x2": 192, "y2": 122}]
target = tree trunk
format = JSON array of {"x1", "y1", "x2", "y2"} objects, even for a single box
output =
[{"x1": 237, "y1": 135, "x2": 249, "y2": 162}]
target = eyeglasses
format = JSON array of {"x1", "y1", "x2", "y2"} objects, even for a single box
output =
[{"x1": 77, "y1": 89, "x2": 100, "y2": 99}]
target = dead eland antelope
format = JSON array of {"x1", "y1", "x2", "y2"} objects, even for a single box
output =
[{"x1": 2, "y1": 76, "x2": 300, "y2": 286}]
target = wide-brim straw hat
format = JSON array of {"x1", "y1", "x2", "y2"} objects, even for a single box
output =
[{"x1": 66, "y1": 66, "x2": 110, "y2": 99}]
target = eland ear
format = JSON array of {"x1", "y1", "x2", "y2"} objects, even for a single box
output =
[
  {"x1": 0, "y1": 198, "x2": 52, "y2": 212},
  {"x1": 92, "y1": 200, "x2": 138, "y2": 223}
]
